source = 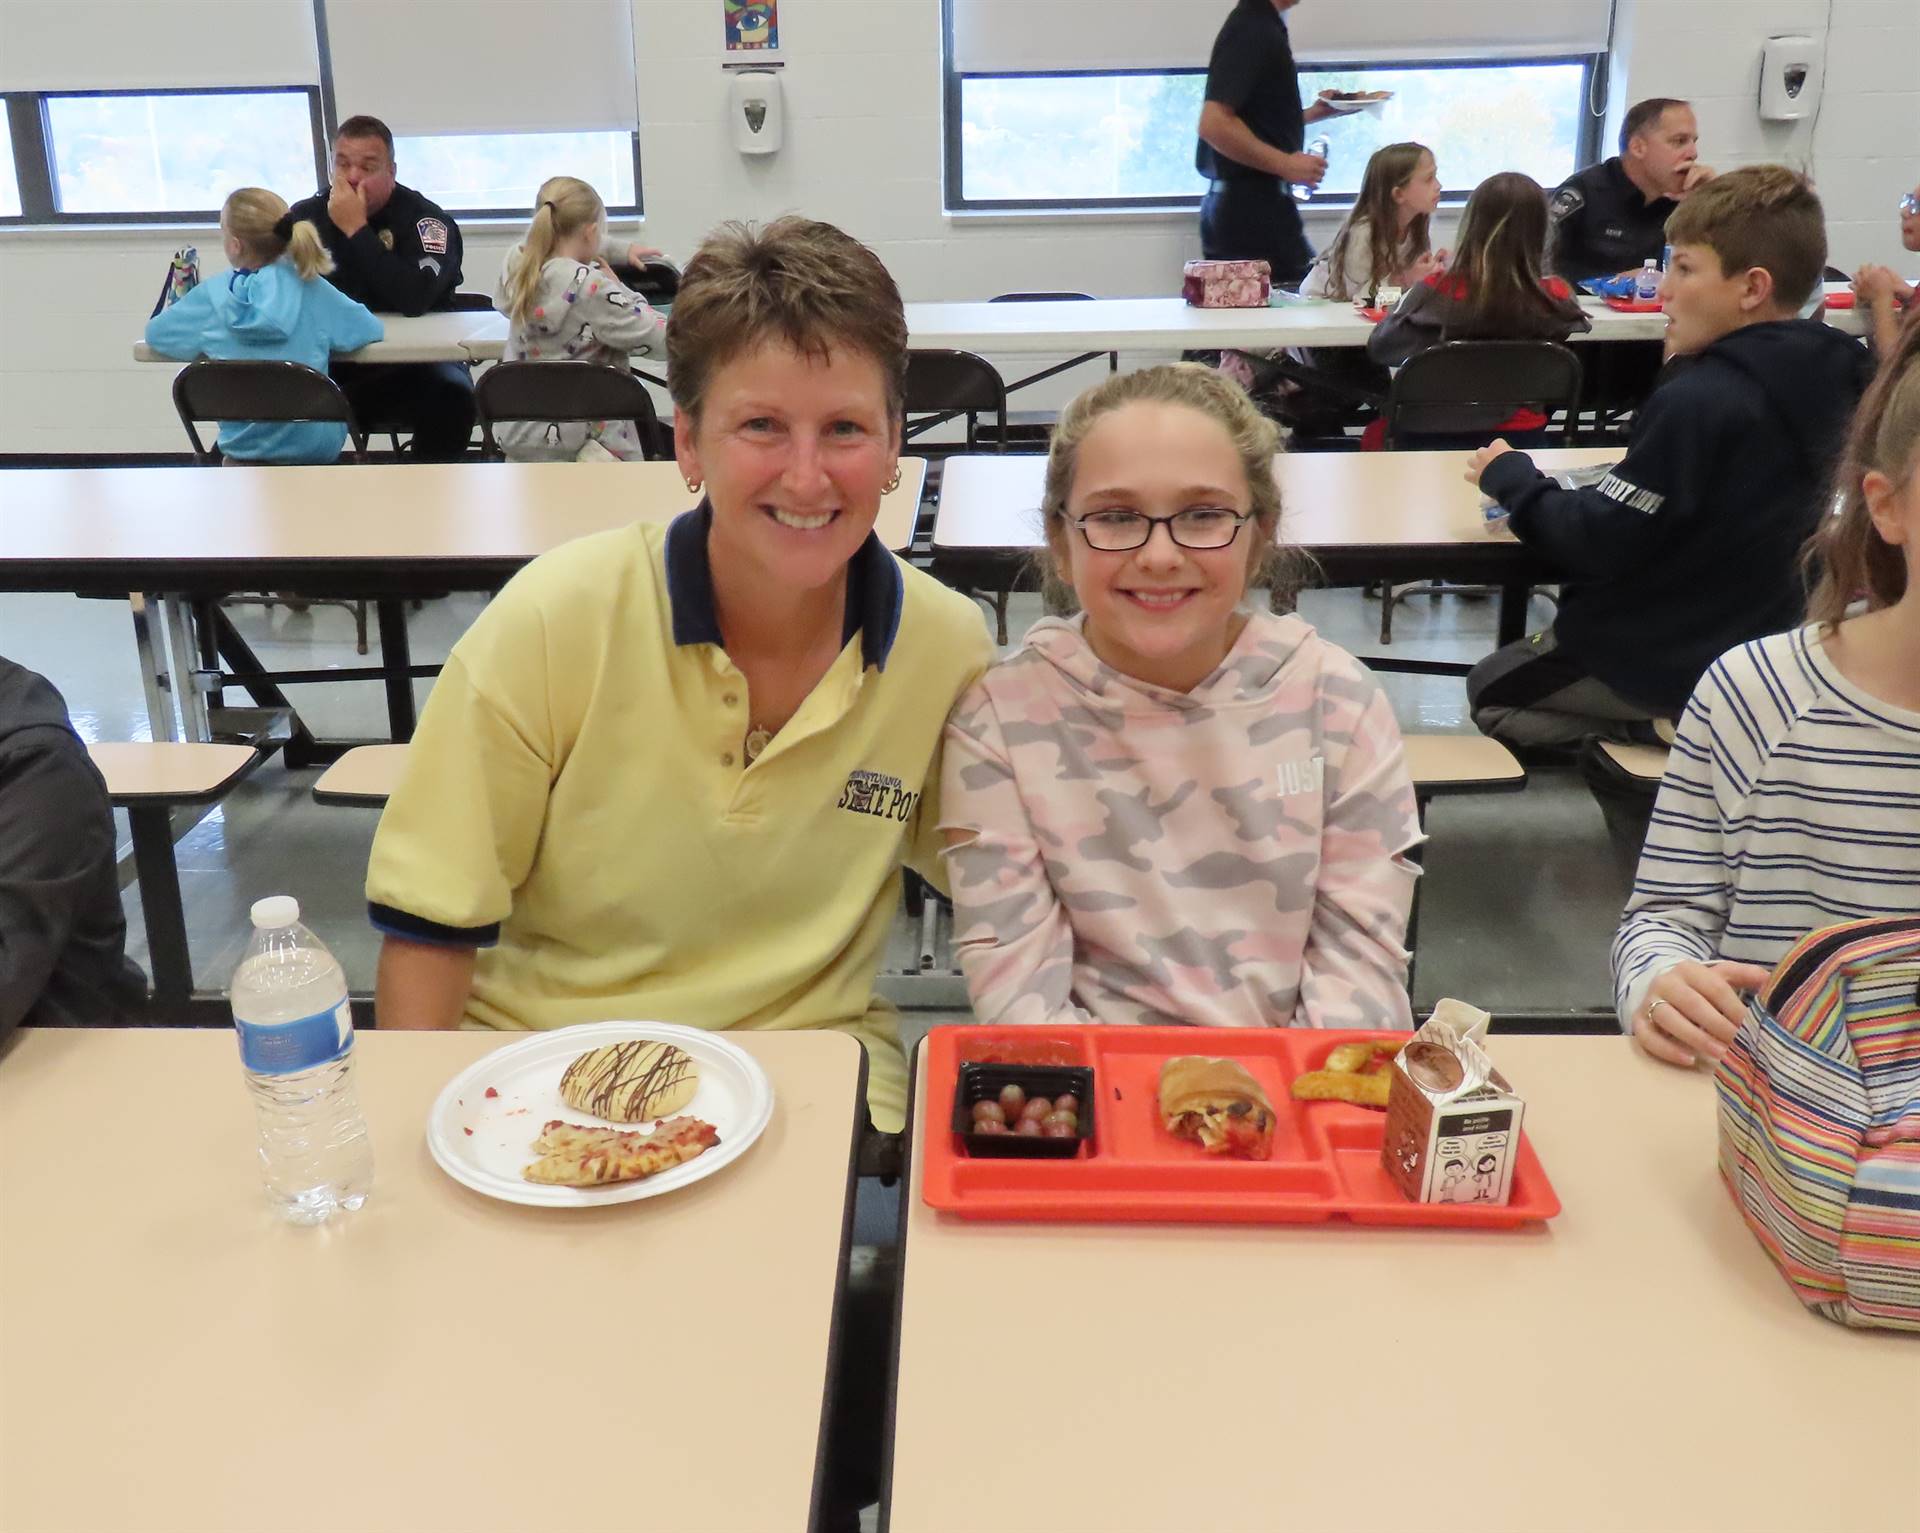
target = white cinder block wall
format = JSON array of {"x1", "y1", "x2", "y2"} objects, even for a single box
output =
[{"x1": 0, "y1": 0, "x2": 1913, "y2": 455}]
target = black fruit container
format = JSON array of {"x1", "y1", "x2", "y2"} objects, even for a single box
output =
[{"x1": 951, "y1": 1063, "x2": 1096, "y2": 1159}]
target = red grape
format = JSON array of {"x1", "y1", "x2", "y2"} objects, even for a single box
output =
[
  {"x1": 1041, "y1": 1120, "x2": 1077, "y2": 1139},
  {"x1": 971, "y1": 1100, "x2": 1007, "y2": 1126},
  {"x1": 1013, "y1": 1117, "x2": 1043, "y2": 1137},
  {"x1": 1052, "y1": 1094, "x2": 1079, "y2": 1116},
  {"x1": 972, "y1": 1119, "x2": 1009, "y2": 1136}
]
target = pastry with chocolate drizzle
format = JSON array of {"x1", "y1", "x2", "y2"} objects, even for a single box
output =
[{"x1": 559, "y1": 1040, "x2": 699, "y2": 1123}]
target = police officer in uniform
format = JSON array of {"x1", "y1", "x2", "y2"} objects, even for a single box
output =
[
  {"x1": 1195, "y1": 0, "x2": 1342, "y2": 285},
  {"x1": 1548, "y1": 98, "x2": 1717, "y2": 284},
  {"x1": 284, "y1": 114, "x2": 476, "y2": 461}
]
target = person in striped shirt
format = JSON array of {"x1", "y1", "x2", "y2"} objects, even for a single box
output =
[{"x1": 1614, "y1": 320, "x2": 1920, "y2": 1066}]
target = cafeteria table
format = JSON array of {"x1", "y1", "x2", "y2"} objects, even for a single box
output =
[
  {"x1": 933, "y1": 447, "x2": 1621, "y2": 648},
  {"x1": 133, "y1": 309, "x2": 495, "y2": 366},
  {"x1": 0, "y1": 458, "x2": 926, "y2": 747},
  {"x1": 882, "y1": 1033, "x2": 1918, "y2": 1533},
  {"x1": 0, "y1": 1026, "x2": 867, "y2": 1533}
]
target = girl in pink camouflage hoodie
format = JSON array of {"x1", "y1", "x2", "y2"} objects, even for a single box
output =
[{"x1": 940, "y1": 364, "x2": 1421, "y2": 1030}]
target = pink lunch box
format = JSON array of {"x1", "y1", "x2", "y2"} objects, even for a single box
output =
[{"x1": 1182, "y1": 259, "x2": 1272, "y2": 308}]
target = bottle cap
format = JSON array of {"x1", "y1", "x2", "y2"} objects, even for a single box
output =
[{"x1": 250, "y1": 895, "x2": 301, "y2": 929}]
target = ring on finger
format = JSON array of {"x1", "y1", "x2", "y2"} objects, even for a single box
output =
[{"x1": 1646, "y1": 997, "x2": 1673, "y2": 1026}]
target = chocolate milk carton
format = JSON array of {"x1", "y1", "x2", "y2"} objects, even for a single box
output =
[{"x1": 1382, "y1": 1000, "x2": 1525, "y2": 1206}]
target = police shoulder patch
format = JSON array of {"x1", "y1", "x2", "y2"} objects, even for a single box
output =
[
  {"x1": 1548, "y1": 186, "x2": 1584, "y2": 222},
  {"x1": 416, "y1": 217, "x2": 450, "y2": 255}
]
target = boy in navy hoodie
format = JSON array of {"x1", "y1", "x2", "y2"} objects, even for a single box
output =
[
  {"x1": 0, "y1": 657, "x2": 145, "y2": 1042},
  {"x1": 1465, "y1": 165, "x2": 1874, "y2": 748}
]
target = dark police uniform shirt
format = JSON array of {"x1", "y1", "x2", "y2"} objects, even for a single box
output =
[
  {"x1": 285, "y1": 182, "x2": 464, "y2": 316},
  {"x1": 1547, "y1": 158, "x2": 1678, "y2": 283},
  {"x1": 1195, "y1": 0, "x2": 1303, "y2": 184}
]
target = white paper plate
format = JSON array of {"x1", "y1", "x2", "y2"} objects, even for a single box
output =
[
  {"x1": 1323, "y1": 94, "x2": 1391, "y2": 116},
  {"x1": 426, "y1": 1021, "x2": 774, "y2": 1207}
]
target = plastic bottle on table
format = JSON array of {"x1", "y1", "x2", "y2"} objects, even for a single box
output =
[
  {"x1": 1291, "y1": 136, "x2": 1331, "y2": 204},
  {"x1": 230, "y1": 896, "x2": 373, "y2": 1224},
  {"x1": 1635, "y1": 258, "x2": 1661, "y2": 301}
]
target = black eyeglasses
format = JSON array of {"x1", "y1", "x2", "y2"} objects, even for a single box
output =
[{"x1": 1071, "y1": 507, "x2": 1252, "y2": 551}]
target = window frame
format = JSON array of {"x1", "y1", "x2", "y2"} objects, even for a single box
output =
[
  {"x1": 3, "y1": 85, "x2": 327, "y2": 225},
  {"x1": 941, "y1": 43, "x2": 1606, "y2": 215}
]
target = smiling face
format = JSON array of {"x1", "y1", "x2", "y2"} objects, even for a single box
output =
[
  {"x1": 1394, "y1": 151, "x2": 1443, "y2": 221},
  {"x1": 674, "y1": 338, "x2": 900, "y2": 601},
  {"x1": 332, "y1": 133, "x2": 396, "y2": 217},
  {"x1": 1052, "y1": 401, "x2": 1266, "y2": 693}
]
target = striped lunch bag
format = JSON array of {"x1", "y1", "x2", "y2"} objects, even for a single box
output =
[{"x1": 1716, "y1": 916, "x2": 1920, "y2": 1331}]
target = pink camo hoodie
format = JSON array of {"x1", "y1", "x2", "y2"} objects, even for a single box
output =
[{"x1": 939, "y1": 610, "x2": 1421, "y2": 1031}]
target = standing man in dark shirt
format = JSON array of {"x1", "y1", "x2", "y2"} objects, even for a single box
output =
[
  {"x1": 1195, "y1": 0, "x2": 1342, "y2": 285},
  {"x1": 1548, "y1": 98, "x2": 1717, "y2": 283},
  {"x1": 284, "y1": 114, "x2": 476, "y2": 461}
]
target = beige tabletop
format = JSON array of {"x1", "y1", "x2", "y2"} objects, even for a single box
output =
[
  {"x1": 134, "y1": 310, "x2": 494, "y2": 366},
  {"x1": 0, "y1": 1027, "x2": 865, "y2": 1533},
  {"x1": 885, "y1": 1035, "x2": 1918, "y2": 1533},
  {"x1": 87, "y1": 741, "x2": 259, "y2": 802},
  {"x1": 0, "y1": 457, "x2": 924, "y2": 562},
  {"x1": 932, "y1": 448, "x2": 1621, "y2": 554}
]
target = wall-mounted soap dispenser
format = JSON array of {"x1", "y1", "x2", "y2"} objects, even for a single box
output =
[
  {"x1": 731, "y1": 70, "x2": 783, "y2": 155},
  {"x1": 1758, "y1": 35, "x2": 1822, "y2": 122}
]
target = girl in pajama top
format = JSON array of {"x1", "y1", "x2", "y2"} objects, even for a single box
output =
[{"x1": 939, "y1": 363, "x2": 1422, "y2": 1030}]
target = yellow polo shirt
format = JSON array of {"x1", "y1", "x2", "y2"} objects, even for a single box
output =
[{"x1": 365, "y1": 508, "x2": 992, "y2": 1130}]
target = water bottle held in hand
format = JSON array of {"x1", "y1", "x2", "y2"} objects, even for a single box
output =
[
  {"x1": 230, "y1": 896, "x2": 373, "y2": 1224},
  {"x1": 1291, "y1": 136, "x2": 1331, "y2": 204}
]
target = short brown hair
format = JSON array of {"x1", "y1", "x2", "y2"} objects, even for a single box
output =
[
  {"x1": 665, "y1": 217, "x2": 908, "y2": 422},
  {"x1": 1665, "y1": 164, "x2": 1827, "y2": 310},
  {"x1": 1038, "y1": 364, "x2": 1305, "y2": 610},
  {"x1": 1805, "y1": 317, "x2": 1920, "y2": 627},
  {"x1": 1619, "y1": 97, "x2": 1688, "y2": 155},
  {"x1": 334, "y1": 114, "x2": 394, "y2": 157}
]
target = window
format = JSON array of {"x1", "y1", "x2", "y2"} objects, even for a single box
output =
[
  {"x1": 949, "y1": 60, "x2": 1599, "y2": 212},
  {"x1": 0, "y1": 126, "x2": 19, "y2": 218},
  {"x1": 389, "y1": 130, "x2": 641, "y2": 218},
  {"x1": 48, "y1": 90, "x2": 320, "y2": 214}
]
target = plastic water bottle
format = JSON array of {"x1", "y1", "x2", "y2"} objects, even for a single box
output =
[
  {"x1": 1291, "y1": 135, "x2": 1331, "y2": 204},
  {"x1": 230, "y1": 896, "x2": 373, "y2": 1224},
  {"x1": 1635, "y1": 258, "x2": 1661, "y2": 301}
]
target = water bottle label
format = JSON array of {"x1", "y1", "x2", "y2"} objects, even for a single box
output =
[{"x1": 237, "y1": 1001, "x2": 352, "y2": 1075}]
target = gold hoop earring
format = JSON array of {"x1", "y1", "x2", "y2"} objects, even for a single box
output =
[
  {"x1": 684, "y1": 478, "x2": 703, "y2": 495},
  {"x1": 882, "y1": 467, "x2": 902, "y2": 495}
]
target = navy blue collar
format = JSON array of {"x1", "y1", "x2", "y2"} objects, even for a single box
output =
[{"x1": 664, "y1": 502, "x2": 903, "y2": 671}]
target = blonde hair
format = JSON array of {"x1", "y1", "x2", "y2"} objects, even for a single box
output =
[
  {"x1": 1805, "y1": 317, "x2": 1920, "y2": 627},
  {"x1": 1038, "y1": 364, "x2": 1303, "y2": 609},
  {"x1": 222, "y1": 187, "x2": 331, "y2": 281},
  {"x1": 505, "y1": 175, "x2": 606, "y2": 324}
]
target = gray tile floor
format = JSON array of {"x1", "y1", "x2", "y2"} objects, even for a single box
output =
[{"x1": 1, "y1": 577, "x2": 1630, "y2": 1021}]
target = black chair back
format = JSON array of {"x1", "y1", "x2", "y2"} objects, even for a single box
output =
[
  {"x1": 474, "y1": 360, "x2": 663, "y2": 459},
  {"x1": 904, "y1": 349, "x2": 1008, "y2": 453},
  {"x1": 170, "y1": 360, "x2": 358, "y2": 464},
  {"x1": 1384, "y1": 341, "x2": 1584, "y2": 448}
]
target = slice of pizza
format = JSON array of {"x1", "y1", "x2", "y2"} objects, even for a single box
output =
[{"x1": 522, "y1": 1116, "x2": 721, "y2": 1187}]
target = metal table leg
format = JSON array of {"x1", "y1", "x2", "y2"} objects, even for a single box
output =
[
  {"x1": 376, "y1": 600, "x2": 417, "y2": 741},
  {"x1": 126, "y1": 803, "x2": 193, "y2": 1006},
  {"x1": 163, "y1": 598, "x2": 212, "y2": 741},
  {"x1": 129, "y1": 594, "x2": 179, "y2": 743}
]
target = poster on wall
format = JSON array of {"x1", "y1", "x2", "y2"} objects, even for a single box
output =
[{"x1": 724, "y1": 0, "x2": 779, "y2": 51}]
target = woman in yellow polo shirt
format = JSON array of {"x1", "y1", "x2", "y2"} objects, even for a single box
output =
[{"x1": 365, "y1": 216, "x2": 993, "y2": 1130}]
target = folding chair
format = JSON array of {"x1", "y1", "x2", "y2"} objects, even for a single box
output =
[
  {"x1": 475, "y1": 360, "x2": 665, "y2": 461},
  {"x1": 906, "y1": 350, "x2": 1016, "y2": 639},
  {"x1": 1377, "y1": 341, "x2": 1584, "y2": 642},
  {"x1": 170, "y1": 360, "x2": 370, "y2": 653}
]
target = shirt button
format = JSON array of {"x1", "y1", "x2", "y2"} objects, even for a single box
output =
[
  {"x1": 723, "y1": 693, "x2": 738, "y2": 707},
  {"x1": 720, "y1": 752, "x2": 735, "y2": 767}
]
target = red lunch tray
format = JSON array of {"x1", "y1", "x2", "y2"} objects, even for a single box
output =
[
  {"x1": 1822, "y1": 291, "x2": 1856, "y2": 309},
  {"x1": 920, "y1": 1024, "x2": 1560, "y2": 1229},
  {"x1": 1357, "y1": 306, "x2": 1388, "y2": 323},
  {"x1": 1602, "y1": 295, "x2": 1663, "y2": 312}
]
